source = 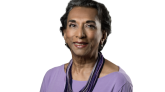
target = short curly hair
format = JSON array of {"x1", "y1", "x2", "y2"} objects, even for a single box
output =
[{"x1": 60, "y1": 0, "x2": 111, "y2": 52}]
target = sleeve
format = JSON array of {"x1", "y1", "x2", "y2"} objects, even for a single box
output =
[
  {"x1": 40, "y1": 70, "x2": 51, "y2": 92},
  {"x1": 118, "y1": 82, "x2": 133, "y2": 92}
]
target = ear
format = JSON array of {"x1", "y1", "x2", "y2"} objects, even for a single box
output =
[
  {"x1": 63, "y1": 29, "x2": 67, "y2": 41},
  {"x1": 101, "y1": 30, "x2": 107, "y2": 43}
]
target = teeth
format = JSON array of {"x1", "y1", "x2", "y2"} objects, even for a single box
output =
[{"x1": 74, "y1": 43, "x2": 86, "y2": 45}]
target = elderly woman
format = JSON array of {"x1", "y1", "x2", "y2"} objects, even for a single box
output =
[{"x1": 40, "y1": 0, "x2": 133, "y2": 92}]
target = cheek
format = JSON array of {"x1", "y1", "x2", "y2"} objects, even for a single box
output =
[
  {"x1": 88, "y1": 32, "x2": 101, "y2": 45},
  {"x1": 65, "y1": 31, "x2": 74, "y2": 40}
]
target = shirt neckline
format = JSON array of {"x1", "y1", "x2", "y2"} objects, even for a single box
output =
[{"x1": 62, "y1": 64, "x2": 121, "y2": 82}]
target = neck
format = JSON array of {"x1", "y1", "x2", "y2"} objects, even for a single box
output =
[{"x1": 71, "y1": 51, "x2": 99, "y2": 74}]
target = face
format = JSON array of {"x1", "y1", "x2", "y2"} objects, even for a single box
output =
[{"x1": 63, "y1": 7, "x2": 107, "y2": 57}]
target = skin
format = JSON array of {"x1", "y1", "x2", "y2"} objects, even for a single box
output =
[{"x1": 63, "y1": 6, "x2": 119, "y2": 81}]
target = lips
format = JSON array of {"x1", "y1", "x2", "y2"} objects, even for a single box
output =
[
  {"x1": 74, "y1": 43, "x2": 87, "y2": 45},
  {"x1": 73, "y1": 42, "x2": 88, "y2": 45},
  {"x1": 73, "y1": 42, "x2": 88, "y2": 48},
  {"x1": 73, "y1": 42, "x2": 88, "y2": 44}
]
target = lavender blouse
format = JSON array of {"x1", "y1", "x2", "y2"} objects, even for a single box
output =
[{"x1": 40, "y1": 64, "x2": 133, "y2": 92}]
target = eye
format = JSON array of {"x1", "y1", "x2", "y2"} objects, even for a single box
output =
[
  {"x1": 86, "y1": 24, "x2": 96, "y2": 29},
  {"x1": 69, "y1": 24, "x2": 76, "y2": 28}
]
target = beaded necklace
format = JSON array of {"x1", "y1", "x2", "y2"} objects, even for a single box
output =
[{"x1": 64, "y1": 52, "x2": 105, "y2": 92}]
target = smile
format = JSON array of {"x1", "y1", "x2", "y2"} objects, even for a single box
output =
[{"x1": 74, "y1": 43, "x2": 88, "y2": 48}]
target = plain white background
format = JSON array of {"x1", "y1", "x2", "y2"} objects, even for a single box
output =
[{"x1": 0, "y1": 0, "x2": 165, "y2": 92}]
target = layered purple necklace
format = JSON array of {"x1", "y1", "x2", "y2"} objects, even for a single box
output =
[{"x1": 64, "y1": 52, "x2": 105, "y2": 92}]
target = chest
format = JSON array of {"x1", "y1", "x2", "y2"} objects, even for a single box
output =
[{"x1": 46, "y1": 75, "x2": 117, "y2": 92}]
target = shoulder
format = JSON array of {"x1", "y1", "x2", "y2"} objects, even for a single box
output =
[
  {"x1": 114, "y1": 71, "x2": 133, "y2": 92},
  {"x1": 100, "y1": 59, "x2": 133, "y2": 90},
  {"x1": 40, "y1": 64, "x2": 65, "y2": 91},
  {"x1": 118, "y1": 66, "x2": 132, "y2": 85},
  {"x1": 114, "y1": 70, "x2": 132, "y2": 86},
  {"x1": 43, "y1": 64, "x2": 64, "y2": 80},
  {"x1": 99, "y1": 58, "x2": 119, "y2": 78},
  {"x1": 111, "y1": 66, "x2": 133, "y2": 91},
  {"x1": 101, "y1": 58, "x2": 132, "y2": 83}
]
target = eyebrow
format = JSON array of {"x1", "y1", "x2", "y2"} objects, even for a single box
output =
[
  {"x1": 68, "y1": 20, "x2": 76, "y2": 23},
  {"x1": 68, "y1": 20, "x2": 96, "y2": 25},
  {"x1": 86, "y1": 20, "x2": 96, "y2": 25}
]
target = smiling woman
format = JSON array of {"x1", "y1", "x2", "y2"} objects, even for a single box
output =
[
  {"x1": 64, "y1": 7, "x2": 104, "y2": 57},
  {"x1": 40, "y1": 0, "x2": 133, "y2": 92}
]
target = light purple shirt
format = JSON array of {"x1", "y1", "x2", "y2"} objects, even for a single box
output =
[{"x1": 40, "y1": 64, "x2": 133, "y2": 92}]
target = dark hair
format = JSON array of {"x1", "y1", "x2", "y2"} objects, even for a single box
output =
[{"x1": 60, "y1": 0, "x2": 111, "y2": 52}]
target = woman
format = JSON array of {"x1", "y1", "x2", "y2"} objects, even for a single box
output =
[{"x1": 40, "y1": 0, "x2": 133, "y2": 92}]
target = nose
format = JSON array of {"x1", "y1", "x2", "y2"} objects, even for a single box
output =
[{"x1": 76, "y1": 25, "x2": 86, "y2": 38}]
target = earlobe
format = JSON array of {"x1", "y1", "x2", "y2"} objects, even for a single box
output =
[
  {"x1": 104, "y1": 31, "x2": 107, "y2": 39},
  {"x1": 100, "y1": 31, "x2": 106, "y2": 44},
  {"x1": 102, "y1": 30, "x2": 107, "y2": 42},
  {"x1": 63, "y1": 30, "x2": 66, "y2": 40}
]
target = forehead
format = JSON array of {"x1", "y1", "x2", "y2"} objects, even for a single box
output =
[{"x1": 67, "y1": 7, "x2": 98, "y2": 22}]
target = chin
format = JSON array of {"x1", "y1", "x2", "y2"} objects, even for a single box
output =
[{"x1": 72, "y1": 49, "x2": 89, "y2": 57}]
